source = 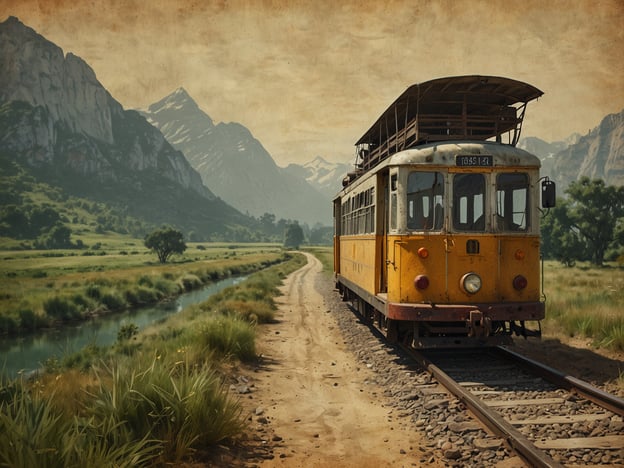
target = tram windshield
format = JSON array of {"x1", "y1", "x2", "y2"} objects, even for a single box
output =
[
  {"x1": 496, "y1": 173, "x2": 529, "y2": 231},
  {"x1": 407, "y1": 172, "x2": 444, "y2": 230},
  {"x1": 453, "y1": 174, "x2": 485, "y2": 231}
]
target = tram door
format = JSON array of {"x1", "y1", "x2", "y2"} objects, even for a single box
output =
[
  {"x1": 378, "y1": 171, "x2": 390, "y2": 293},
  {"x1": 333, "y1": 198, "x2": 341, "y2": 276}
]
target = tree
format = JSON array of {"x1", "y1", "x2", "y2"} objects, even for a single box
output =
[
  {"x1": 44, "y1": 224, "x2": 72, "y2": 249},
  {"x1": 540, "y1": 200, "x2": 587, "y2": 266},
  {"x1": 144, "y1": 226, "x2": 187, "y2": 263},
  {"x1": 565, "y1": 178, "x2": 624, "y2": 266},
  {"x1": 283, "y1": 223, "x2": 304, "y2": 249}
]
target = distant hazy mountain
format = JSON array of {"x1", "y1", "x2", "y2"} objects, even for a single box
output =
[
  {"x1": 518, "y1": 134, "x2": 580, "y2": 159},
  {"x1": 283, "y1": 156, "x2": 352, "y2": 199},
  {"x1": 518, "y1": 134, "x2": 580, "y2": 180},
  {"x1": 0, "y1": 17, "x2": 250, "y2": 238},
  {"x1": 140, "y1": 89, "x2": 331, "y2": 225},
  {"x1": 520, "y1": 110, "x2": 623, "y2": 190},
  {"x1": 550, "y1": 110, "x2": 624, "y2": 189}
]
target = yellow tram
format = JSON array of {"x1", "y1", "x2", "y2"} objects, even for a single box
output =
[{"x1": 333, "y1": 76, "x2": 556, "y2": 348}]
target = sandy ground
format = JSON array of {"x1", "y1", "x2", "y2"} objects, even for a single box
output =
[
  {"x1": 248, "y1": 252, "x2": 432, "y2": 467},
  {"x1": 203, "y1": 253, "x2": 623, "y2": 467}
]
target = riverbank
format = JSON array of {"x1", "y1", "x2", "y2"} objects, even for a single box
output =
[
  {"x1": 0, "y1": 250, "x2": 307, "y2": 466},
  {"x1": 0, "y1": 243, "x2": 285, "y2": 336}
]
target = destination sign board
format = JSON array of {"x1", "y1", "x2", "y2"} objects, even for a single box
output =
[{"x1": 455, "y1": 155, "x2": 493, "y2": 167}]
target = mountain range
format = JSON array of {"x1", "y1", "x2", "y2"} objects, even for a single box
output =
[
  {"x1": 0, "y1": 16, "x2": 252, "y2": 239},
  {"x1": 1, "y1": 15, "x2": 622, "y2": 243},
  {"x1": 518, "y1": 109, "x2": 624, "y2": 190},
  {"x1": 138, "y1": 89, "x2": 338, "y2": 225}
]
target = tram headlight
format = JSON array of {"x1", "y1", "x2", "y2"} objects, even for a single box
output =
[{"x1": 460, "y1": 273, "x2": 482, "y2": 294}]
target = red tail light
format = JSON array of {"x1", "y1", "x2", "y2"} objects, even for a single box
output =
[
  {"x1": 513, "y1": 275, "x2": 527, "y2": 290},
  {"x1": 414, "y1": 275, "x2": 430, "y2": 290}
]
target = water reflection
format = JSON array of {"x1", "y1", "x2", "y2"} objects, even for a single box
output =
[{"x1": 0, "y1": 276, "x2": 245, "y2": 378}]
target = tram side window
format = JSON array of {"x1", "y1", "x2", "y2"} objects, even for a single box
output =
[
  {"x1": 496, "y1": 173, "x2": 529, "y2": 231},
  {"x1": 340, "y1": 187, "x2": 376, "y2": 235},
  {"x1": 390, "y1": 174, "x2": 398, "y2": 231},
  {"x1": 407, "y1": 172, "x2": 444, "y2": 231},
  {"x1": 453, "y1": 174, "x2": 485, "y2": 231}
]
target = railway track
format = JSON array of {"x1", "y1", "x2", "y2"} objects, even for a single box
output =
[
  {"x1": 408, "y1": 346, "x2": 624, "y2": 467},
  {"x1": 333, "y1": 291, "x2": 624, "y2": 466}
]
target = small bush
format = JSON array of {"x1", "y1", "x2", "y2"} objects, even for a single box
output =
[
  {"x1": 72, "y1": 292, "x2": 92, "y2": 310},
  {"x1": 153, "y1": 278, "x2": 179, "y2": 296},
  {"x1": 0, "y1": 315, "x2": 18, "y2": 334},
  {"x1": 62, "y1": 343, "x2": 105, "y2": 372},
  {"x1": 18, "y1": 309, "x2": 45, "y2": 331},
  {"x1": 87, "y1": 360, "x2": 243, "y2": 463},
  {"x1": 178, "y1": 274, "x2": 201, "y2": 292},
  {"x1": 117, "y1": 323, "x2": 139, "y2": 342},
  {"x1": 100, "y1": 292, "x2": 125, "y2": 311},
  {"x1": 85, "y1": 284, "x2": 102, "y2": 299},
  {"x1": 136, "y1": 286, "x2": 159, "y2": 303},
  {"x1": 198, "y1": 316, "x2": 256, "y2": 361},
  {"x1": 43, "y1": 296, "x2": 80, "y2": 322},
  {"x1": 137, "y1": 275, "x2": 153, "y2": 287},
  {"x1": 216, "y1": 299, "x2": 275, "y2": 323},
  {"x1": 0, "y1": 380, "x2": 159, "y2": 466}
]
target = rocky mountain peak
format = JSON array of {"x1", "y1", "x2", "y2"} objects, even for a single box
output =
[
  {"x1": 525, "y1": 109, "x2": 624, "y2": 190},
  {"x1": 141, "y1": 90, "x2": 332, "y2": 224},
  {"x1": 0, "y1": 17, "x2": 222, "y2": 221},
  {"x1": 0, "y1": 16, "x2": 117, "y2": 144}
]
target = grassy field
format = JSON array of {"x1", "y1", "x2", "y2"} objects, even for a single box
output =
[
  {"x1": 542, "y1": 261, "x2": 624, "y2": 351},
  {"x1": 0, "y1": 241, "x2": 284, "y2": 333},
  {"x1": 0, "y1": 241, "x2": 306, "y2": 466}
]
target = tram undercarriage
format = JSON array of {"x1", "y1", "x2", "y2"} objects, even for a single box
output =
[{"x1": 338, "y1": 280, "x2": 542, "y2": 349}]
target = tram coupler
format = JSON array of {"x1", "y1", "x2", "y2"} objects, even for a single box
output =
[{"x1": 467, "y1": 310, "x2": 492, "y2": 338}]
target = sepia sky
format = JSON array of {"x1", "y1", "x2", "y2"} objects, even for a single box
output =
[{"x1": 1, "y1": 0, "x2": 623, "y2": 165}]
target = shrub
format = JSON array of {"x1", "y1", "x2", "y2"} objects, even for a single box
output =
[
  {"x1": 0, "y1": 380, "x2": 159, "y2": 466},
  {"x1": 72, "y1": 292, "x2": 92, "y2": 310},
  {"x1": 17, "y1": 308, "x2": 44, "y2": 331},
  {"x1": 87, "y1": 360, "x2": 243, "y2": 463},
  {"x1": 100, "y1": 292, "x2": 125, "y2": 311},
  {"x1": 153, "y1": 278, "x2": 179, "y2": 296},
  {"x1": 124, "y1": 289, "x2": 138, "y2": 306},
  {"x1": 117, "y1": 323, "x2": 139, "y2": 342},
  {"x1": 61, "y1": 343, "x2": 106, "y2": 372},
  {"x1": 178, "y1": 274, "x2": 201, "y2": 292},
  {"x1": 0, "y1": 315, "x2": 18, "y2": 334},
  {"x1": 137, "y1": 275, "x2": 153, "y2": 287},
  {"x1": 85, "y1": 284, "x2": 102, "y2": 299},
  {"x1": 198, "y1": 316, "x2": 256, "y2": 361},
  {"x1": 216, "y1": 299, "x2": 275, "y2": 323},
  {"x1": 136, "y1": 286, "x2": 159, "y2": 303},
  {"x1": 0, "y1": 382, "x2": 72, "y2": 466},
  {"x1": 43, "y1": 296, "x2": 80, "y2": 322}
]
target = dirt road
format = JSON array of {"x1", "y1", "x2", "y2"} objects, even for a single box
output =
[{"x1": 248, "y1": 252, "x2": 430, "y2": 467}]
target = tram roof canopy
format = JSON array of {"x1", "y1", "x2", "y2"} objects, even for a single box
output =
[{"x1": 354, "y1": 75, "x2": 543, "y2": 170}]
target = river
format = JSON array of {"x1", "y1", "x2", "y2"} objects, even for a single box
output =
[{"x1": 0, "y1": 275, "x2": 245, "y2": 378}]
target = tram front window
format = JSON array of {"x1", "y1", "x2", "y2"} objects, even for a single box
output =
[
  {"x1": 407, "y1": 172, "x2": 444, "y2": 230},
  {"x1": 496, "y1": 173, "x2": 529, "y2": 231},
  {"x1": 453, "y1": 174, "x2": 485, "y2": 231}
]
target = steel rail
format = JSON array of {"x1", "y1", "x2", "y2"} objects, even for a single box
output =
[
  {"x1": 409, "y1": 348, "x2": 563, "y2": 468},
  {"x1": 495, "y1": 346, "x2": 624, "y2": 417}
]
